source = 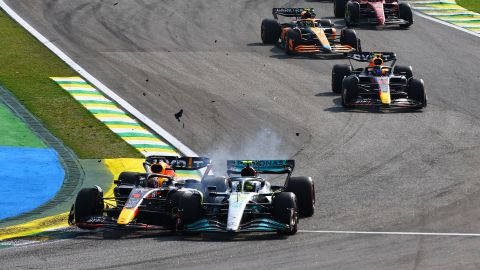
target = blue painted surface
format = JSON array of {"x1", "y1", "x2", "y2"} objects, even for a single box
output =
[{"x1": 0, "y1": 146, "x2": 64, "y2": 220}]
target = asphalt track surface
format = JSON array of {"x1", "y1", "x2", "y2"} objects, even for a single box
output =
[{"x1": 1, "y1": 0, "x2": 480, "y2": 269}]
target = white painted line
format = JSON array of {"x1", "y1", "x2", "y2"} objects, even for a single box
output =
[
  {"x1": 0, "y1": 1, "x2": 197, "y2": 157},
  {"x1": 110, "y1": 128, "x2": 151, "y2": 134},
  {"x1": 126, "y1": 140, "x2": 167, "y2": 145},
  {"x1": 298, "y1": 230, "x2": 480, "y2": 237},
  {"x1": 96, "y1": 117, "x2": 137, "y2": 123},
  {"x1": 72, "y1": 96, "x2": 112, "y2": 102},
  {"x1": 63, "y1": 86, "x2": 97, "y2": 91},
  {"x1": 414, "y1": 11, "x2": 480, "y2": 37}
]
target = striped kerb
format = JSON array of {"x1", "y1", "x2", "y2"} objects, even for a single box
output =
[
  {"x1": 50, "y1": 77, "x2": 179, "y2": 157},
  {"x1": 411, "y1": 0, "x2": 480, "y2": 33}
]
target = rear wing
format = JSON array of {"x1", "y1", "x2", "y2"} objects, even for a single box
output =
[
  {"x1": 145, "y1": 156, "x2": 211, "y2": 170},
  {"x1": 272, "y1": 8, "x2": 316, "y2": 19},
  {"x1": 227, "y1": 160, "x2": 295, "y2": 175},
  {"x1": 346, "y1": 52, "x2": 397, "y2": 62}
]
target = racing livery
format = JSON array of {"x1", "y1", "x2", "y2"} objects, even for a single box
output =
[
  {"x1": 332, "y1": 52, "x2": 427, "y2": 109},
  {"x1": 182, "y1": 160, "x2": 315, "y2": 235},
  {"x1": 261, "y1": 8, "x2": 361, "y2": 55},
  {"x1": 68, "y1": 156, "x2": 210, "y2": 230},
  {"x1": 334, "y1": 0, "x2": 413, "y2": 28}
]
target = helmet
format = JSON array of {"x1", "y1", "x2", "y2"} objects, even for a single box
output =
[
  {"x1": 151, "y1": 162, "x2": 166, "y2": 174},
  {"x1": 300, "y1": 10, "x2": 312, "y2": 19},
  {"x1": 244, "y1": 181, "x2": 256, "y2": 192},
  {"x1": 241, "y1": 166, "x2": 256, "y2": 177}
]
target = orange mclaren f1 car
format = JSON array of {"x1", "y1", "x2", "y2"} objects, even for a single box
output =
[{"x1": 261, "y1": 8, "x2": 362, "y2": 55}]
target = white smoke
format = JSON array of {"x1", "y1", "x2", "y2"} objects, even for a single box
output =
[{"x1": 205, "y1": 128, "x2": 291, "y2": 174}]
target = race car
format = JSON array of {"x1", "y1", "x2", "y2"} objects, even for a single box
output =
[
  {"x1": 261, "y1": 8, "x2": 361, "y2": 55},
  {"x1": 68, "y1": 156, "x2": 211, "y2": 230},
  {"x1": 331, "y1": 52, "x2": 427, "y2": 109},
  {"x1": 334, "y1": 0, "x2": 413, "y2": 28},
  {"x1": 181, "y1": 160, "x2": 315, "y2": 235}
]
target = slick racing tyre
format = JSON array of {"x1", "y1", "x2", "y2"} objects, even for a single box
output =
[
  {"x1": 74, "y1": 187, "x2": 104, "y2": 226},
  {"x1": 273, "y1": 192, "x2": 298, "y2": 235},
  {"x1": 285, "y1": 29, "x2": 300, "y2": 55},
  {"x1": 317, "y1": 19, "x2": 334, "y2": 27},
  {"x1": 346, "y1": 2, "x2": 360, "y2": 27},
  {"x1": 174, "y1": 191, "x2": 202, "y2": 236},
  {"x1": 118, "y1": 172, "x2": 141, "y2": 185},
  {"x1": 340, "y1": 29, "x2": 360, "y2": 51},
  {"x1": 334, "y1": 0, "x2": 348, "y2": 18},
  {"x1": 407, "y1": 78, "x2": 427, "y2": 107},
  {"x1": 399, "y1": 3, "x2": 413, "y2": 28},
  {"x1": 342, "y1": 76, "x2": 359, "y2": 108},
  {"x1": 286, "y1": 176, "x2": 315, "y2": 217},
  {"x1": 332, "y1": 64, "x2": 352, "y2": 93},
  {"x1": 201, "y1": 175, "x2": 228, "y2": 203},
  {"x1": 261, "y1": 19, "x2": 281, "y2": 44},
  {"x1": 393, "y1": 65, "x2": 413, "y2": 80}
]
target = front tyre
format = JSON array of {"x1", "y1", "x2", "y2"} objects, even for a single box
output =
[
  {"x1": 345, "y1": 2, "x2": 360, "y2": 27},
  {"x1": 399, "y1": 3, "x2": 413, "y2": 28},
  {"x1": 286, "y1": 177, "x2": 315, "y2": 217},
  {"x1": 332, "y1": 64, "x2": 352, "y2": 93},
  {"x1": 334, "y1": 0, "x2": 348, "y2": 18},
  {"x1": 285, "y1": 29, "x2": 300, "y2": 55},
  {"x1": 407, "y1": 78, "x2": 427, "y2": 108},
  {"x1": 273, "y1": 192, "x2": 298, "y2": 235},
  {"x1": 340, "y1": 29, "x2": 360, "y2": 51},
  {"x1": 342, "y1": 76, "x2": 359, "y2": 108},
  {"x1": 74, "y1": 187, "x2": 104, "y2": 228}
]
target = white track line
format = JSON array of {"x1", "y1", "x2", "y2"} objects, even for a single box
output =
[
  {"x1": 414, "y1": 11, "x2": 480, "y2": 38},
  {"x1": 0, "y1": 1, "x2": 197, "y2": 157},
  {"x1": 299, "y1": 230, "x2": 480, "y2": 237}
]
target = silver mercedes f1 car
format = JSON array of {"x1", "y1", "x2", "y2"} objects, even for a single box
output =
[{"x1": 181, "y1": 160, "x2": 315, "y2": 235}]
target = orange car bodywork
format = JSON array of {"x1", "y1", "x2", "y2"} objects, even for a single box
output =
[{"x1": 281, "y1": 19, "x2": 355, "y2": 54}]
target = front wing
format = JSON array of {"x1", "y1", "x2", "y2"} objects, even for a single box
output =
[
  {"x1": 183, "y1": 218, "x2": 291, "y2": 233},
  {"x1": 346, "y1": 97, "x2": 424, "y2": 108}
]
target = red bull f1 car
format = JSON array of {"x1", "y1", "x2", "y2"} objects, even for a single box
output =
[
  {"x1": 332, "y1": 52, "x2": 427, "y2": 109},
  {"x1": 183, "y1": 160, "x2": 315, "y2": 235},
  {"x1": 261, "y1": 8, "x2": 361, "y2": 55},
  {"x1": 334, "y1": 0, "x2": 413, "y2": 28},
  {"x1": 68, "y1": 156, "x2": 210, "y2": 231}
]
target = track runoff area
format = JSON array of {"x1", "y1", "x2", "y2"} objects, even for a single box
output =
[{"x1": 0, "y1": 0, "x2": 480, "y2": 245}]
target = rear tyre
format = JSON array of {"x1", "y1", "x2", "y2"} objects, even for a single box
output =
[
  {"x1": 332, "y1": 64, "x2": 352, "y2": 93},
  {"x1": 201, "y1": 175, "x2": 228, "y2": 203},
  {"x1": 399, "y1": 3, "x2": 413, "y2": 28},
  {"x1": 118, "y1": 172, "x2": 141, "y2": 185},
  {"x1": 273, "y1": 192, "x2": 298, "y2": 235},
  {"x1": 74, "y1": 187, "x2": 104, "y2": 227},
  {"x1": 317, "y1": 19, "x2": 334, "y2": 28},
  {"x1": 286, "y1": 177, "x2": 315, "y2": 217},
  {"x1": 334, "y1": 0, "x2": 348, "y2": 18},
  {"x1": 285, "y1": 29, "x2": 300, "y2": 55},
  {"x1": 342, "y1": 76, "x2": 359, "y2": 108},
  {"x1": 340, "y1": 29, "x2": 360, "y2": 51},
  {"x1": 393, "y1": 65, "x2": 413, "y2": 80},
  {"x1": 261, "y1": 19, "x2": 281, "y2": 44},
  {"x1": 346, "y1": 2, "x2": 360, "y2": 27},
  {"x1": 407, "y1": 78, "x2": 427, "y2": 107}
]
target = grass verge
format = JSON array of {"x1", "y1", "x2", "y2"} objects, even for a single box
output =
[
  {"x1": 456, "y1": 0, "x2": 480, "y2": 14},
  {"x1": 0, "y1": 9, "x2": 142, "y2": 158}
]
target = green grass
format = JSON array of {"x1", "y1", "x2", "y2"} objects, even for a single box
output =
[
  {"x1": 456, "y1": 0, "x2": 480, "y2": 13},
  {"x1": 0, "y1": 10, "x2": 142, "y2": 159}
]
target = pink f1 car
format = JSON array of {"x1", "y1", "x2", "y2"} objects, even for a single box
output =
[{"x1": 334, "y1": 0, "x2": 413, "y2": 28}]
